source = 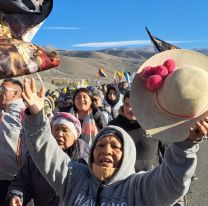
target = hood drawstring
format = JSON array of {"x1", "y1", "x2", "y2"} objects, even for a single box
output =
[{"x1": 95, "y1": 182, "x2": 105, "y2": 206}]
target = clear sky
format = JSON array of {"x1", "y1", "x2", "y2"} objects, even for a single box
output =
[{"x1": 32, "y1": 0, "x2": 208, "y2": 51}]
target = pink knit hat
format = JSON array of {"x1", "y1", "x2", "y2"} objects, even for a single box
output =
[{"x1": 51, "y1": 112, "x2": 82, "y2": 139}]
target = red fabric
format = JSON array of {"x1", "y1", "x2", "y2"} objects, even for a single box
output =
[
  {"x1": 141, "y1": 66, "x2": 154, "y2": 80},
  {"x1": 163, "y1": 59, "x2": 176, "y2": 73},
  {"x1": 146, "y1": 75, "x2": 163, "y2": 91},
  {"x1": 152, "y1": 65, "x2": 168, "y2": 78}
]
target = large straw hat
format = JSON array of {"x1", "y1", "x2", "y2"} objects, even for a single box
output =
[{"x1": 131, "y1": 49, "x2": 208, "y2": 142}]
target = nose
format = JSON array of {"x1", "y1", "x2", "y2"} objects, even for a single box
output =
[
  {"x1": 55, "y1": 130, "x2": 63, "y2": 138},
  {"x1": 102, "y1": 143, "x2": 113, "y2": 155}
]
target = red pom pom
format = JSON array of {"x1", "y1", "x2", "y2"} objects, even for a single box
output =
[
  {"x1": 141, "y1": 66, "x2": 154, "y2": 80},
  {"x1": 163, "y1": 59, "x2": 176, "y2": 73},
  {"x1": 152, "y1": 65, "x2": 168, "y2": 78},
  {"x1": 146, "y1": 75, "x2": 163, "y2": 91}
]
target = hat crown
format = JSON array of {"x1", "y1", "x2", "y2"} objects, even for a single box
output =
[{"x1": 157, "y1": 67, "x2": 208, "y2": 117}]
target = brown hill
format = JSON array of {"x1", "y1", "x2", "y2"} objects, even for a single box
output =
[{"x1": 4, "y1": 48, "x2": 155, "y2": 90}]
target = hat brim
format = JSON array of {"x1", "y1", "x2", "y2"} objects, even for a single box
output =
[{"x1": 131, "y1": 49, "x2": 208, "y2": 142}]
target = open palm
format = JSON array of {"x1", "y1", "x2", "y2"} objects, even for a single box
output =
[{"x1": 22, "y1": 78, "x2": 45, "y2": 115}]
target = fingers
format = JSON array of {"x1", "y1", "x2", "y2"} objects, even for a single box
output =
[
  {"x1": 188, "y1": 116, "x2": 208, "y2": 142},
  {"x1": 197, "y1": 119, "x2": 208, "y2": 135},
  {"x1": 23, "y1": 78, "x2": 32, "y2": 99},
  {"x1": 31, "y1": 78, "x2": 37, "y2": 93},
  {"x1": 39, "y1": 87, "x2": 46, "y2": 98}
]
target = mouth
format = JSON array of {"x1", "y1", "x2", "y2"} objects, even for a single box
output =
[{"x1": 99, "y1": 158, "x2": 113, "y2": 167}]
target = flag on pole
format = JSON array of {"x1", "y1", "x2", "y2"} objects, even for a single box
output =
[
  {"x1": 98, "y1": 66, "x2": 107, "y2": 78},
  {"x1": 145, "y1": 27, "x2": 179, "y2": 53},
  {"x1": 124, "y1": 71, "x2": 130, "y2": 84}
]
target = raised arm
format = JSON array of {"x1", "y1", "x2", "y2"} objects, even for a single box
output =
[
  {"x1": 136, "y1": 118, "x2": 208, "y2": 206},
  {"x1": 22, "y1": 78, "x2": 74, "y2": 200}
]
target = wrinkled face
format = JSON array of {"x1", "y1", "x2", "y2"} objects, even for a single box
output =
[
  {"x1": 108, "y1": 89, "x2": 117, "y2": 101},
  {"x1": 123, "y1": 97, "x2": 136, "y2": 120},
  {"x1": 52, "y1": 124, "x2": 75, "y2": 149},
  {"x1": 93, "y1": 95, "x2": 102, "y2": 107},
  {"x1": 0, "y1": 82, "x2": 19, "y2": 107},
  {"x1": 74, "y1": 91, "x2": 92, "y2": 112},
  {"x1": 93, "y1": 135, "x2": 123, "y2": 168}
]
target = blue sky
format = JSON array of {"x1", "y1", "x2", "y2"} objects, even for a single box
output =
[{"x1": 33, "y1": 0, "x2": 208, "y2": 51}]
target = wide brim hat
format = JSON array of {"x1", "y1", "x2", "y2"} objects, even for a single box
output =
[{"x1": 131, "y1": 49, "x2": 208, "y2": 142}]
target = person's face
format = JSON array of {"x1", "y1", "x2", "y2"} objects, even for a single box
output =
[
  {"x1": 65, "y1": 99, "x2": 72, "y2": 107},
  {"x1": 74, "y1": 91, "x2": 92, "y2": 112},
  {"x1": 108, "y1": 89, "x2": 117, "y2": 101},
  {"x1": 0, "y1": 82, "x2": 19, "y2": 107},
  {"x1": 52, "y1": 124, "x2": 75, "y2": 150},
  {"x1": 93, "y1": 95, "x2": 102, "y2": 107},
  {"x1": 93, "y1": 135, "x2": 123, "y2": 168},
  {"x1": 122, "y1": 82, "x2": 128, "y2": 89},
  {"x1": 123, "y1": 97, "x2": 136, "y2": 120}
]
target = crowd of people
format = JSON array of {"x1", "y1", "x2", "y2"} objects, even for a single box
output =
[{"x1": 0, "y1": 49, "x2": 207, "y2": 206}]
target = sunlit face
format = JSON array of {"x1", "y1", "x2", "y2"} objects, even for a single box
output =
[
  {"x1": 0, "y1": 82, "x2": 19, "y2": 107},
  {"x1": 108, "y1": 89, "x2": 117, "y2": 101},
  {"x1": 93, "y1": 95, "x2": 102, "y2": 107},
  {"x1": 123, "y1": 97, "x2": 136, "y2": 120},
  {"x1": 52, "y1": 124, "x2": 75, "y2": 149},
  {"x1": 74, "y1": 91, "x2": 92, "y2": 112},
  {"x1": 93, "y1": 135, "x2": 123, "y2": 168}
]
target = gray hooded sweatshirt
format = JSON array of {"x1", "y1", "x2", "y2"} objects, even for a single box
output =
[
  {"x1": 23, "y1": 110, "x2": 199, "y2": 206},
  {"x1": 0, "y1": 98, "x2": 27, "y2": 180}
]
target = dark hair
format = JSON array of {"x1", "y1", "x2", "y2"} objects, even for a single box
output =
[
  {"x1": 72, "y1": 88, "x2": 95, "y2": 112},
  {"x1": 123, "y1": 90, "x2": 130, "y2": 102},
  {"x1": 3, "y1": 78, "x2": 23, "y2": 91}
]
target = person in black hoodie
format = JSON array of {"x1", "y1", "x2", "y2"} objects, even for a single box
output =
[{"x1": 109, "y1": 91, "x2": 164, "y2": 171}]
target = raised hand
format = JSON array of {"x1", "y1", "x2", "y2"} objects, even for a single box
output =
[
  {"x1": 9, "y1": 196, "x2": 22, "y2": 206},
  {"x1": 22, "y1": 78, "x2": 45, "y2": 115},
  {"x1": 188, "y1": 117, "x2": 208, "y2": 143}
]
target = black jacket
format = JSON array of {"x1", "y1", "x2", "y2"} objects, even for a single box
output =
[{"x1": 109, "y1": 114, "x2": 161, "y2": 171}]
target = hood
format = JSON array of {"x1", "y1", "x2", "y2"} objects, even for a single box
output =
[
  {"x1": 88, "y1": 125, "x2": 136, "y2": 185},
  {"x1": 106, "y1": 84, "x2": 121, "y2": 106}
]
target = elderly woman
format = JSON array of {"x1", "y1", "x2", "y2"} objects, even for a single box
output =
[
  {"x1": 7, "y1": 112, "x2": 89, "y2": 206},
  {"x1": 70, "y1": 87, "x2": 107, "y2": 145},
  {"x1": 20, "y1": 78, "x2": 208, "y2": 206}
]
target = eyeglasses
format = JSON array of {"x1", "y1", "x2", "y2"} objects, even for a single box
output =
[{"x1": 0, "y1": 86, "x2": 16, "y2": 93}]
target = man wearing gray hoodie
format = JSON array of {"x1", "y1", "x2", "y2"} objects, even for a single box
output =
[
  {"x1": 0, "y1": 79, "x2": 27, "y2": 206},
  {"x1": 22, "y1": 78, "x2": 208, "y2": 206}
]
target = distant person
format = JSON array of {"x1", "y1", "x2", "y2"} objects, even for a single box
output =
[
  {"x1": 70, "y1": 88, "x2": 107, "y2": 145},
  {"x1": 92, "y1": 88, "x2": 112, "y2": 124},
  {"x1": 105, "y1": 84, "x2": 123, "y2": 119},
  {"x1": 118, "y1": 81, "x2": 129, "y2": 95}
]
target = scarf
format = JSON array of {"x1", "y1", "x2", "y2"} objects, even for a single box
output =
[{"x1": 70, "y1": 107, "x2": 98, "y2": 145}]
